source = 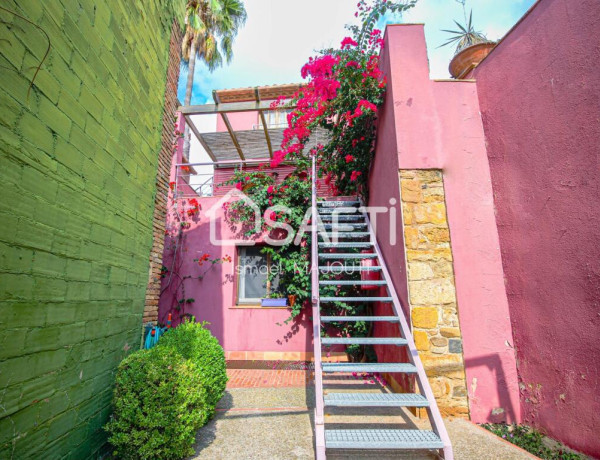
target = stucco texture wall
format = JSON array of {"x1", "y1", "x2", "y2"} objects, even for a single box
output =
[
  {"x1": 473, "y1": 0, "x2": 600, "y2": 456},
  {"x1": 0, "y1": 1, "x2": 182, "y2": 457},
  {"x1": 159, "y1": 114, "x2": 313, "y2": 358},
  {"x1": 372, "y1": 24, "x2": 521, "y2": 423}
]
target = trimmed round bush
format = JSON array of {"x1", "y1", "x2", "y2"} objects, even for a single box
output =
[
  {"x1": 105, "y1": 346, "x2": 207, "y2": 460},
  {"x1": 159, "y1": 320, "x2": 228, "y2": 411}
]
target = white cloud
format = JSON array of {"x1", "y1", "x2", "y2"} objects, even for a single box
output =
[{"x1": 178, "y1": 0, "x2": 536, "y2": 103}]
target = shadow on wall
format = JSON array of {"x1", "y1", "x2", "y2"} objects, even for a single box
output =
[{"x1": 465, "y1": 353, "x2": 517, "y2": 423}]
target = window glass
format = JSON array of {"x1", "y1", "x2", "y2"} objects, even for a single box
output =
[{"x1": 237, "y1": 246, "x2": 280, "y2": 304}]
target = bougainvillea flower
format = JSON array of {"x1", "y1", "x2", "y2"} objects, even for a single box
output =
[
  {"x1": 345, "y1": 154, "x2": 355, "y2": 163},
  {"x1": 350, "y1": 170, "x2": 362, "y2": 181},
  {"x1": 341, "y1": 37, "x2": 358, "y2": 49}
]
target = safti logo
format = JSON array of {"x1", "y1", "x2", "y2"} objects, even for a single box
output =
[{"x1": 205, "y1": 190, "x2": 398, "y2": 247}]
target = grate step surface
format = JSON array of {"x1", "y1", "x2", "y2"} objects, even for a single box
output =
[
  {"x1": 318, "y1": 207, "x2": 358, "y2": 214},
  {"x1": 324, "y1": 393, "x2": 429, "y2": 407},
  {"x1": 319, "y1": 253, "x2": 377, "y2": 259},
  {"x1": 320, "y1": 280, "x2": 387, "y2": 286},
  {"x1": 319, "y1": 201, "x2": 360, "y2": 207},
  {"x1": 322, "y1": 337, "x2": 407, "y2": 345},
  {"x1": 321, "y1": 316, "x2": 398, "y2": 322},
  {"x1": 318, "y1": 223, "x2": 367, "y2": 230},
  {"x1": 321, "y1": 297, "x2": 392, "y2": 302},
  {"x1": 318, "y1": 266, "x2": 382, "y2": 272},
  {"x1": 319, "y1": 232, "x2": 371, "y2": 238},
  {"x1": 325, "y1": 429, "x2": 443, "y2": 450},
  {"x1": 319, "y1": 242, "x2": 373, "y2": 248},
  {"x1": 319, "y1": 215, "x2": 364, "y2": 222},
  {"x1": 322, "y1": 363, "x2": 417, "y2": 373}
]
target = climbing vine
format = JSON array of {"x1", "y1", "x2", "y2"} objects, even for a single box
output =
[
  {"x1": 270, "y1": 0, "x2": 417, "y2": 200},
  {"x1": 160, "y1": 126, "x2": 232, "y2": 323}
]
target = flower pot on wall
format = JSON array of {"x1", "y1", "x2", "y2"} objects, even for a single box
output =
[
  {"x1": 288, "y1": 295, "x2": 297, "y2": 308},
  {"x1": 449, "y1": 42, "x2": 495, "y2": 79},
  {"x1": 261, "y1": 298, "x2": 287, "y2": 307}
]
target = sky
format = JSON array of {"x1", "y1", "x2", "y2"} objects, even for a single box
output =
[{"x1": 177, "y1": 0, "x2": 537, "y2": 106}]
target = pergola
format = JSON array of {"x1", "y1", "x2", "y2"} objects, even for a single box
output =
[{"x1": 179, "y1": 84, "x2": 326, "y2": 163}]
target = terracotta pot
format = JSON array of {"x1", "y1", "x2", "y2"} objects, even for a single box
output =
[
  {"x1": 288, "y1": 295, "x2": 297, "y2": 308},
  {"x1": 449, "y1": 42, "x2": 496, "y2": 79}
]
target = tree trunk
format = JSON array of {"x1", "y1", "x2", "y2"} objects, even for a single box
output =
[{"x1": 182, "y1": 39, "x2": 197, "y2": 162}]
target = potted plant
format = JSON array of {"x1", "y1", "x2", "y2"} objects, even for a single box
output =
[
  {"x1": 261, "y1": 293, "x2": 287, "y2": 307},
  {"x1": 440, "y1": 6, "x2": 495, "y2": 79}
]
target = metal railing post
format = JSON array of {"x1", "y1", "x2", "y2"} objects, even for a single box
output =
[{"x1": 311, "y1": 154, "x2": 326, "y2": 459}]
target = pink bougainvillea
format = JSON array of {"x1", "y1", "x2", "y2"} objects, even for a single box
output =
[{"x1": 267, "y1": 0, "x2": 416, "y2": 198}]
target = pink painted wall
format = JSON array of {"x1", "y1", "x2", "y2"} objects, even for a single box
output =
[
  {"x1": 368, "y1": 40, "x2": 413, "y2": 392},
  {"x1": 162, "y1": 113, "x2": 312, "y2": 354},
  {"x1": 159, "y1": 195, "x2": 312, "y2": 353},
  {"x1": 372, "y1": 24, "x2": 521, "y2": 423},
  {"x1": 216, "y1": 111, "x2": 259, "y2": 132},
  {"x1": 472, "y1": 0, "x2": 600, "y2": 455}
]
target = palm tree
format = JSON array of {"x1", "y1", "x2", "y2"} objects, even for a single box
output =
[{"x1": 181, "y1": 0, "x2": 247, "y2": 160}]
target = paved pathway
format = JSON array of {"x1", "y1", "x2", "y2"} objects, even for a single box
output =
[{"x1": 192, "y1": 366, "x2": 535, "y2": 460}]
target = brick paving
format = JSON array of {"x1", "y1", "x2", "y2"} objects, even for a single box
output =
[
  {"x1": 226, "y1": 368, "x2": 314, "y2": 388},
  {"x1": 225, "y1": 360, "x2": 394, "y2": 389}
]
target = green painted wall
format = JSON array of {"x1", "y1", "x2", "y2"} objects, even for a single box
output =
[{"x1": 0, "y1": 1, "x2": 183, "y2": 457}]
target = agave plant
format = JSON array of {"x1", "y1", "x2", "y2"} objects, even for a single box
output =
[{"x1": 439, "y1": 10, "x2": 491, "y2": 54}]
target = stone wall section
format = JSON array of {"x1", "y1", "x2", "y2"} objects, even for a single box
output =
[
  {"x1": 399, "y1": 169, "x2": 469, "y2": 418},
  {"x1": 142, "y1": 20, "x2": 182, "y2": 324}
]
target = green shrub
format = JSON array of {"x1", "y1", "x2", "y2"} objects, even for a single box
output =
[
  {"x1": 159, "y1": 319, "x2": 228, "y2": 411},
  {"x1": 105, "y1": 346, "x2": 207, "y2": 460}
]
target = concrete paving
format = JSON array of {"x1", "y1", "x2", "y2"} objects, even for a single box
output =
[{"x1": 191, "y1": 386, "x2": 535, "y2": 460}]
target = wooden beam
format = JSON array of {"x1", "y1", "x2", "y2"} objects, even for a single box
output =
[
  {"x1": 254, "y1": 88, "x2": 274, "y2": 159},
  {"x1": 179, "y1": 100, "x2": 295, "y2": 115},
  {"x1": 259, "y1": 112, "x2": 274, "y2": 158},
  {"x1": 183, "y1": 114, "x2": 217, "y2": 162},
  {"x1": 220, "y1": 113, "x2": 245, "y2": 161}
]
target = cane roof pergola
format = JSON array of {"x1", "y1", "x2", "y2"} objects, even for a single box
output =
[{"x1": 180, "y1": 83, "x2": 322, "y2": 164}]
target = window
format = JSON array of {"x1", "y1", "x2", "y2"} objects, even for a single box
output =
[
  {"x1": 258, "y1": 109, "x2": 293, "y2": 129},
  {"x1": 237, "y1": 246, "x2": 280, "y2": 304}
]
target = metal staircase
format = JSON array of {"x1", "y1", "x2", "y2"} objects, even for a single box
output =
[{"x1": 310, "y1": 156, "x2": 453, "y2": 459}]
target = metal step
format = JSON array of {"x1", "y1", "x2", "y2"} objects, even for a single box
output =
[
  {"x1": 318, "y1": 207, "x2": 358, "y2": 214},
  {"x1": 318, "y1": 200, "x2": 360, "y2": 207},
  {"x1": 325, "y1": 429, "x2": 443, "y2": 450},
  {"x1": 319, "y1": 232, "x2": 371, "y2": 238},
  {"x1": 320, "y1": 280, "x2": 387, "y2": 286},
  {"x1": 319, "y1": 215, "x2": 364, "y2": 222},
  {"x1": 322, "y1": 337, "x2": 407, "y2": 345},
  {"x1": 324, "y1": 393, "x2": 429, "y2": 408},
  {"x1": 321, "y1": 316, "x2": 398, "y2": 322},
  {"x1": 319, "y1": 253, "x2": 377, "y2": 259},
  {"x1": 318, "y1": 266, "x2": 382, "y2": 272},
  {"x1": 319, "y1": 242, "x2": 373, "y2": 249},
  {"x1": 321, "y1": 297, "x2": 392, "y2": 302},
  {"x1": 318, "y1": 223, "x2": 367, "y2": 230},
  {"x1": 322, "y1": 363, "x2": 417, "y2": 373}
]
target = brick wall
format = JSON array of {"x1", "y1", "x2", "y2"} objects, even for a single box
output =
[
  {"x1": 399, "y1": 170, "x2": 469, "y2": 418},
  {"x1": 143, "y1": 21, "x2": 182, "y2": 324},
  {"x1": 0, "y1": 1, "x2": 183, "y2": 457}
]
